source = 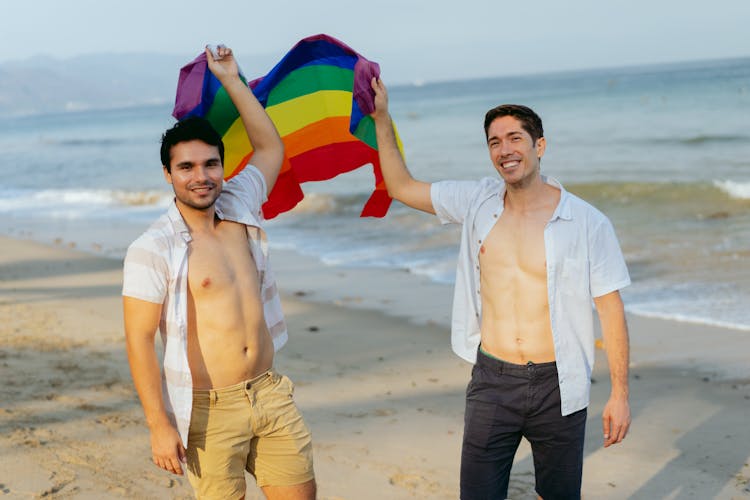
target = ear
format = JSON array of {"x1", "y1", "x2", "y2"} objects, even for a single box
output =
[
  {"x1": 163, "y1": 166, "x2": 173, "y2": 184},
  {"x1": 535, "y1": 137, "x2": 547, "y2": 160}
]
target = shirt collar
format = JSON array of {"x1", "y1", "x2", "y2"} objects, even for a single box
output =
[
  {"x1": 543, "y1": 175, "x2": 573, "y2": 222},
  {"x1": 496, "y1": 175, "x2": 572, "y2": 222},
  {"x1": 166, "y1": 200, "x2": 192, "y2": 243}
]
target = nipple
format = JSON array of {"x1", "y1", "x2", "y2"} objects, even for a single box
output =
[
  {"x1": 480, "y1": 245, "x2": 486, "y2": 254},
  {"x1": 201, "y1": 277, "x2": 212, "y2": 288}
]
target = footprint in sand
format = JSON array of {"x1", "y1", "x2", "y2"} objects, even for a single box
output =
[
  {"x1": 95, "y1": 413, "x2": 140, "y2": 430},
  {"x1": 389, "y1": 472, "x2": 442, "y2": 495}
]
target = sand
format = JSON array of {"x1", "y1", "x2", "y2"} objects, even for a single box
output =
[{"x1": 1, "y1": 235, "x2": 749, "y2": 499}]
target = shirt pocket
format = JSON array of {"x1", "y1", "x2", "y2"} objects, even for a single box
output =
[{"x1": 561, "y1": 257, "x2": 589, "y2": 297}]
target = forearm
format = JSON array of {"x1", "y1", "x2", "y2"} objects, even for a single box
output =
[
  {"x1": 126, "y1": 335, "x2": 173, "y2": 429},
  {"x1": 223, "y1": 77, "x2": 283, "y2": 155},
  {"x1": 370, "y1": 77, "x2": 433, "y2": 212},
  {"x1": 372, "y1": 113, "x2": 433, "y2": 212},
  {"x1": 219, "y1": 76, "x2": 283, "y2": 193},
  {"x1": 596, "y1": 293, "x2": 630, "y2": 398},
  {"x1": 603, "y1": 322, "x2": 629, "y2": 398},
  {"x1": 373, "y1": 113, "x2": 413, "y2": 195}
]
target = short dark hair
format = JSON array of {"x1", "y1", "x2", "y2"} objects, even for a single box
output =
[
  {"x1": 484, "y1": 104, "x2": 544, "y2": 144},
  {"x1": 160, "y1": 117, "x2": 224, "y2": 172}
]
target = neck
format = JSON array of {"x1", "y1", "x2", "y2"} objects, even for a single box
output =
[
  {"x1": 503, "y1": 172, "x2": 549, "y2": 211},
  {"x1": 175, "y1": 200, "x2": 218, "y2": 233}
]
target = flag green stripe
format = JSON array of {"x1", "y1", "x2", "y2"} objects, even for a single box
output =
[{"x1": 266, "y1": 64, "x2": 354, "y2": 106}]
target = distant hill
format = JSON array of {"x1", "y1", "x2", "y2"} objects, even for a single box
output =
[{"x1": 0, "y1": 52, "x2": 279, "y2": 117}]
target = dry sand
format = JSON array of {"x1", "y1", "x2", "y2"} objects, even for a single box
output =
[{"x1": 1, "y1": 235, "x2": 749, "y2": 499}]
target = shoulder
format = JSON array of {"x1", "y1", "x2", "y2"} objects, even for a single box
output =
[
  {"x1": 125, "y1": 214, "x2": 175, "y2": 262},
  {"x1": 431, "y1": 177, "x2": 501, "y2": 224},
  {"x1": 479, "y1": 176, "x2": 503, "y2": 189},
  {"x1": 218, "y1": 164, "x2": 267, "y2": 220},
  {"x1": 432, "y1": 177, "x2": 499, "y2": 199},
  {"x1": 223, "y1": 164, "x2": 267, "y2": 198},
  {"x1": 564, "y1": 191, "x2": 610, "y2": 225}
]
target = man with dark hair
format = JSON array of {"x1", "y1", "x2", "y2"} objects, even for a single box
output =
[
  {"x1": 483, "y1": 104, "x2": 544, "y2": 144},
  {"x1": 159, "y1": 117, "x2": 225, "y2": 172},
  {"x1": 370, "y1": 78, "x2": 631, "y2": 499},
  {"x1": 122, "y1": 46, "x2": 316, "y2": 499}
]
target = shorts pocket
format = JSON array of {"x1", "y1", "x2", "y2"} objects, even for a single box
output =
[{"x1": 277, "y1": 374, "x2": 295, "y2": 398}]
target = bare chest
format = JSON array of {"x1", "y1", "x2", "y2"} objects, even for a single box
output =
[
  {"x1": 187, "y1": 224, "x2": 260, "y2": 298},
  {"x1": 479, "y1": 212, "x2": 548, "y2": 279}
]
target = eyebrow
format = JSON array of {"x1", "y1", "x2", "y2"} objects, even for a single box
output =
[
  {"x1": 174, "y1": 157, "x2": 221, "y2": 168},
  {"x1": 487, "y1": 130, "x2": 524, "y2": 143}
]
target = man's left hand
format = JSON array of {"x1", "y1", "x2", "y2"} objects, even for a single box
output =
[
  {"x1": 602, "y1": 396, "x2": 631, "y2": 447},
  {"x1": 205, "y1": 45, "x2": 239, "y2": 82}
]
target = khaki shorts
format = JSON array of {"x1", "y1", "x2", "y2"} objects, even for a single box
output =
[{"x1": 185, "y1": 370, "x2": 314, "y2": 498}]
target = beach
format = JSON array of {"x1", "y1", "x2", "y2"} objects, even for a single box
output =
[{"x1": 1, "y1": 235, "x2": 749, "y2": 499}]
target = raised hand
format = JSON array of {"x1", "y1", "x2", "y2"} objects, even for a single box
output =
[
  {"x1": 205, "y1": 45, "x2": 239, "y2": 83},
  {"x1": 370, "y1": 77, "x2": 390, "y2": 122}
]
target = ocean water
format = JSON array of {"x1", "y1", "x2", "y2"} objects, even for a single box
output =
[{"x1": 1, "y1": 57, "x2": 748, "y2": 330}]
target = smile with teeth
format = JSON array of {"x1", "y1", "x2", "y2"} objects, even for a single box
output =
[{"x1": 500, "y1": 160, "x2": 521, "y2": 169}]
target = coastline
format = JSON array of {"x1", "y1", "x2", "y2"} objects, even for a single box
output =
[{"x1": 1, "y1": 235, "x2": 749, "y2": 499}]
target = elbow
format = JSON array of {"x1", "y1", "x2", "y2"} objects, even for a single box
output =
[
  {"x1": 385, "y1": 182, "x2": 408, "y2": 202},
  {"x1": 385, "y1": 175, "x2": 419, "y2": 203}
]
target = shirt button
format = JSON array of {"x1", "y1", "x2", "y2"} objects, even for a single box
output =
[{"x1": 493, "y1": 214, "x2": 498, "y2": 218}]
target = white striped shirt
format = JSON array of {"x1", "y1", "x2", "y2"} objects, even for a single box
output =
[{"x1": 122, "y1": 165, "x2": 287, "y2": 446}]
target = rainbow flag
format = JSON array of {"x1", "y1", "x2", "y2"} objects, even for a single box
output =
[{"x1": 173, "y1": 34, "x2": 401, "y2": 218}]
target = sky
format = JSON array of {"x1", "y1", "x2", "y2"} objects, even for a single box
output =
[{"x1": 2, "y1": 0, "x2": 750, "y2": 83}]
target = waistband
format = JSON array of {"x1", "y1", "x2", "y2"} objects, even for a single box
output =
[
  {"x1": 192, "y1": 370, "x2": 276, "y2": 401},
  {"x1": 476, "y1": 346, "x2": 557, "y2": 376}
]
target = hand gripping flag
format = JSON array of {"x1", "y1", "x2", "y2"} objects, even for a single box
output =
[{"x1": 173, "y1": 34, "x2": 402, "y2": 219}]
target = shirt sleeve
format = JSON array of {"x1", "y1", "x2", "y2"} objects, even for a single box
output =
[
  {"x1": 589, "y1": 216, "x2": 631, "y2": 297},
  {"x1": 221, "y1": 164, "x2": 268, "y2": 216},
  {"x1": 431, "y1": 180, "x2": 481, "y2": 224},
  {"x1": 122, "y1": 239, "x2": 168, "y2": 304}
]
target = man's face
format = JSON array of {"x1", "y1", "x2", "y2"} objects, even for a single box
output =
[
  {"x1": 486, "y1": 115, "x2": 546, "y2": 187},
  {"x1": 163, "y1": 140, "x2": 224, "y2": 211}
]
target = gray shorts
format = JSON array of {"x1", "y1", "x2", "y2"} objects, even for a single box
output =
[{"x1": 460, "y1": 348, "x2": 587, "y2": 500}]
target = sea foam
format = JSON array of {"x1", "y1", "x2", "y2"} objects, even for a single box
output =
[{"x1": 714, "y1": 180, "x2": 750, "y2": 200}]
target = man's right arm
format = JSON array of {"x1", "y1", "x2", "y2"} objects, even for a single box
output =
[
  {"x1": 370, "y1": 78, "x2": 435, "y2": 214},
  {"x1": 123, "y1": 296, "x2": 186, "y2": 475},
  {"x1": 206, "y1": 46, "x2": 284, "y2": 195}
]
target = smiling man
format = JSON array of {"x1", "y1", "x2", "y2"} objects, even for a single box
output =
[
  {"x1": 370, "y1": 78, "x2": 631, "y2": 500},
  {"x1": 122, "y1": 46, "x2": 315, "y2": 499}
]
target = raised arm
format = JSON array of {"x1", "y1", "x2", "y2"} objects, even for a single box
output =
[
  {"x1": 205, "y1": 46, "x2": 284, "y2": 194},
  {"x1": 123, "y1": 296, "x2": 186, "y2": 475},
  {"x1": 370, "y1": 78, "x2": 434, "y2": 214},
  {"x1": 593, "y1": 290, "x2": 631, "y2": 448}
]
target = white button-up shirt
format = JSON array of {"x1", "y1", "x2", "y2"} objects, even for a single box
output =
[
  {"x1": 122, "y1": 165, "x2": 287, "y2": 446},
  {"x1": 431, "y1": 175, "x2": 630, "y2": 415}
]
